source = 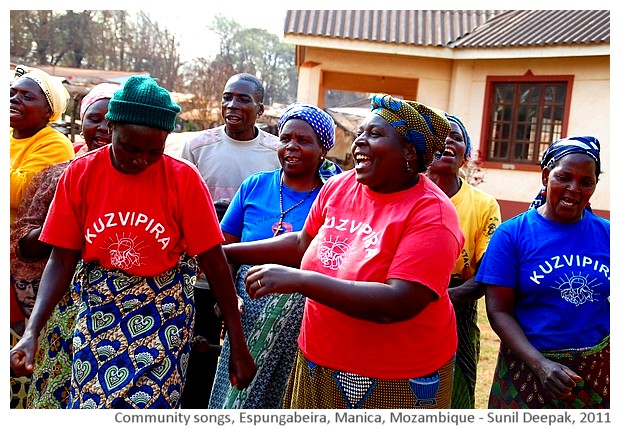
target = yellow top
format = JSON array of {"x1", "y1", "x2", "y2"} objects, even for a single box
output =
[
  {"x1": 10, "y1": 126, "x2": 74, "y2": 224},
  {"x1": 450, "y1": 178, "x2": 502, "y2": 281}
]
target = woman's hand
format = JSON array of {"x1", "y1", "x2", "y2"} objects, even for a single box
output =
[
  {"x1": 534, "y1": 357, "x2": 583, "y2": 400},
  {"x1": 214, "y1": 294, "x2": 244, "y2": 318},
  {"x1": 244, "y1": 264, "x2": 300, "y2": 299},
  {"x1": 228, "y1": 346, "x2": 257, "y2": 390},
  {"x1": 10, "y1": 333, "x2": 38, "y2": 377},
  {"x1": 191, "y1": 335, "x2": 222, "y2": 356}
]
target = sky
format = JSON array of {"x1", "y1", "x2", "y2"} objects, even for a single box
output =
[{"x1": 145, "y1": 7, "x2": 288, "y2": 62}]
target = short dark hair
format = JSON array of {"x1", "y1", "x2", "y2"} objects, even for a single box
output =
[{"x1": 230, "y1": 73, "x2": 265, "y2": 103}]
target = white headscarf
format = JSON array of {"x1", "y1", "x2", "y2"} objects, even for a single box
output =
[{"x1": 14, "y1": 65, "x2": 70, "y2": 123}]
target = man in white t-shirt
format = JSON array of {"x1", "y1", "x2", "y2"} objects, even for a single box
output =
[
  {"x1": 180, "y1": 73, "x2": 280, "y2": 408},
  {"x1": 181, "y1": 73, "x2": 280, "y2": 200}
]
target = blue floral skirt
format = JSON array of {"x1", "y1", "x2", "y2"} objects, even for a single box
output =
[{"x1": 67, "y1": 256, "x2": 198, "y2": 409}]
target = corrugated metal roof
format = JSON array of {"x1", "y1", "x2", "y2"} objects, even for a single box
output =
[
  {"x1": 452, "y1": 10, "x2": 610, "y2": 47},
  {"x1": 284, "y1": 10, "x2": 610, "y2": 48},
  {"x1": 284, "y1": 10, "x2": 502, "y2": 46}
]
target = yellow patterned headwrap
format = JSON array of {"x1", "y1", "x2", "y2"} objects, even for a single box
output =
[
  {"x1": 370, "y1": 94, "x2": 451, "y2": 168},
  {"x1": 13, "y1": 65, "x2": 70, "y2": 123}
]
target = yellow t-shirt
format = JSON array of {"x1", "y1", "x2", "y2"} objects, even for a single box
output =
[
  {"x1": 450, "y1": 178, "x2": 502, "y2": 282},
  {"x1": 10, "y1": 126, "x2": 74, "y2": 224}
]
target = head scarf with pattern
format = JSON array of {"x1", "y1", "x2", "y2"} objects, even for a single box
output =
[
  {"x1": 445, "y1": 113, "x2": 472, "y2": 160},
  {"x1": 13, "y1": 65, "x2": 70, "y2": 123},
  {"x1": 80, "y1": 83, "x2": 120, "y2": 121},
  {"x1": 370, "y1": 94, "x2": 451, "y2": 168},
  {"x1": 277, "y1": 102, "x2": 342, "y2": 182},
  {"x1": 529, "y1": 135, "x2": 601, "y2": 210},
  {"x1": 277, "y1": 102, "x2": 335, "y2": 151}
]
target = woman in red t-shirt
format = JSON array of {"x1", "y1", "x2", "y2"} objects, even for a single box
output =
[
  {"x1": 223, "y1": 94, "x2": 465, "y2": 409},
  {"x1": 11, "y1": 82, "x2": 118, "y2": 409},
  {"x1": 10, "y1": 76, "x2": 256, "y2": 409}
]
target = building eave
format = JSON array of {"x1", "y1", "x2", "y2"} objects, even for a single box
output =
[{"x1": 285, "y1": 34, "x2": 610, "y2": 61}]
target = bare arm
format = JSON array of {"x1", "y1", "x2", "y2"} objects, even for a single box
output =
[
  {"x1": 222, "y1": 231, "x2": 240, "y2": 280},
  {"x1": 448, "y1": 254, "x2": 486, "y2": 303},
  {"x1": 229, "y1": 227, "x2": 438, "y2": 323},
  {"x1": 485, "y1": 285, "x2": 582, "y2": 399},
  {"x1": 448, "y1": 277, "x2": 485, "y2": 303},
  {"x1": 220, "y1": 231, "x2": 242, "y2": 315},
  {"x1": 10, "y1": 246, "x2": 80, "y2": 376},
  {"x1": 245, "y1": 265, "x2": 438, "y2": 324},
  {"x1": 224, "y1": 230, "x2": 309, "y2": 268},
  {"x1": 18, "y1": 226, "x2": 52, "y2": 260},
  {"x1": 197, "y1": 244, "x2": 256, "y2": 389}
]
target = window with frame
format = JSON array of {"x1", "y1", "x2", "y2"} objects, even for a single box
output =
[{"x1": 483, "y1": 75, "x2": 572, "y2": 168}]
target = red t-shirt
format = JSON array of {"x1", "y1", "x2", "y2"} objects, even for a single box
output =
[
  {"x1": 41, "y1": 146, "x2": 223, "y2": 277},
  {"x1": 300, "y1": 170, "x2": 464, "y2": 378}
]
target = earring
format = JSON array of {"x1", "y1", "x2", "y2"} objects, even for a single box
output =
[
  {"x1": 541, "y1": 189, "x2": 547, "y2": 197},
  {"x1": 405, "y1": 159, "x2": 414, "y2": 174}
]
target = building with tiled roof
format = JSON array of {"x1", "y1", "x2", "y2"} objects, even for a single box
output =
[{"x1": 283, "y1": 10, "x2": 610, "y2": 218}]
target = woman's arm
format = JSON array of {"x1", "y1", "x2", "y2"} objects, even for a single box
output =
[
  {"x1": 245, "y1": 264, "x2": 437, "y2": 324},
  {"x1": 224, "y1": 229, "x2": 310, "y2": 268},
  {"x1": 11, "y1": 166, "x2": 59, "y2": 261},
  {"x1": 17, "y1": 226, "x2": 52, "y2": 260},
  {"x1": 10, "y1": 246, "x2": 80, "y2": 376},
  {"x1": 448, "y1": 254, "x2": 487, "y2": 303},
  {"x1": 485, "y1": 285, "x2": 582, "y2": 399},
  {"x1": 448, "y1": 277, "x2": 485, "y2": 303},
  {"x1": 197, "y1": 244, "x2": 257, "y2": 389},
  {"x1": 222, "y1": 231, "x2": 240, "y2": 280}
]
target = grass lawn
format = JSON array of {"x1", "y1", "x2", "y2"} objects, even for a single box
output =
[{"x1": 475, "y1": 297, "x2": 501, "y2": 409}]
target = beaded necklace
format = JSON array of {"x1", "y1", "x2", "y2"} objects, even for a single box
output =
[{"x1": 273, "y1": 174, "x2": 319, "y2": 236}]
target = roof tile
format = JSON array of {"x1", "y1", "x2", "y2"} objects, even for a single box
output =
[{"x1": 284, "y1": 10, "x2": 610, "y2": 48}]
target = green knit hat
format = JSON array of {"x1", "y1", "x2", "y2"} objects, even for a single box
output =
[{"x1": 106, "y1": 76, "x2": 180, "y2": 131}]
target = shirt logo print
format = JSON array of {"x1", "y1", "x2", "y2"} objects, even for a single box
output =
[
  {"x1": 317, "y1": 235, "x2": 352, "y2": 270},
  {"x1": 104, "y1": 234, "x2": 145, "y2": 271},
  {"x1": 552, "y1": 272, "x2": 601, "y2": 307}
]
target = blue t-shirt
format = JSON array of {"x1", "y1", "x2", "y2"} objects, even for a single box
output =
[
  {"x1": 220, "y1": 169, "x2": 320, "y2": 242},
  {"x1": 475, "y1": 208, "x2": 610, "y2": 350}
]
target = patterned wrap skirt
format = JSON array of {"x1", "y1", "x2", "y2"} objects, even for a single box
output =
[
  {"x1": 209, "y1": 264, "x2": 305, "y2": 408},
  {"x1": 283, "y1": 348, "x2": 455, "y2": 409},
  {"x1": 451, "y1": 299, "x2": 480, "y2": 408},
  {"x1": 488, "y1": 335, "x2": 610, "y2": 408},
  {"x1": 67, "y1": 256, "x2": 198, "y2": 409},
  {"x1": 27, "y1": 286, "x2": 79, "y2": 408}
]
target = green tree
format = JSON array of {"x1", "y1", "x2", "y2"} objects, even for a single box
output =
[
  {"x1": 177, "y1": 15, "x2": 297, "y2": 128},
  {"x1": 207, "y1": 15, "x2": 297, "y2": 105},
  {"x1": 10, "y1": 11, "x2": 298, "y2": 130},
  {"x1": 53, "y1": 10, "x2": 96, "y2": 67},
  {"x1": 9, "y1": 10, "x2": 181, "y2": 87},
  {"x1": 10, "y1": 10, "x2": 59, "y2": 65}
]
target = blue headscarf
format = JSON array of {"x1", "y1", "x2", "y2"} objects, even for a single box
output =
[
  {"x1": 529, "y1": 135, "x2": 601, "y2": 210},
  {"x1": 277, "y1": 102, "x2": 342, "y2": 183},
  {"x1": 445, "y1": 113, "x2": 472, "y2": 160},
  {"x1": 278, "y1": 102, "x2": 335, "y2": 151}
]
